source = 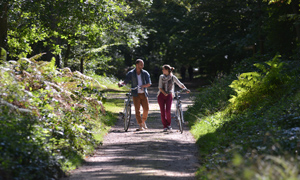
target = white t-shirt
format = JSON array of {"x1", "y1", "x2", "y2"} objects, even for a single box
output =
[{"x1": 137, "y1": 74, "x2": 144, "y2": 93}]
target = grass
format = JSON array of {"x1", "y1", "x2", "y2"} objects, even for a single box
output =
[
  {"x1": 89, "y1": 74, "x2": 130, "y2": 92},
  {"x1": 93, "y1": 98, "x2": 124, "y2": 143},
  {"x1": 185, "y1": 59, "x2": 300, "y2": 179},
  {"x1": 104, "y1": 98, "x2": 124, "y2": 113},
  {"x1": 92, "y1": 76, "x2": 125, "y2": 141}
]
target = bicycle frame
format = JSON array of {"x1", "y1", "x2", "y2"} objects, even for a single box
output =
[
  {"x1": 175, "y1": 100, "x2": 184, "y2": 122},
  {"x1": 121, "y1": 86, "x2": 139, "y2": 131},
  {"x1": 174, "y1": 89, "x2": 189, "y2": 133}
]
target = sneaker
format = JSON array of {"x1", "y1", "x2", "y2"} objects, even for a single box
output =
[
  {"x1": 167, "y1": 126, "x2": 172, "y2": 131},
  {"x1": 163, "y1": 128, "x2": 168, "y2": 132},
  {"x1": 136, "y1": 127, "x2": 144, "y2": 131},
  {"x1": 142, "y1": 122, "x2": 148, "y2": 129}
]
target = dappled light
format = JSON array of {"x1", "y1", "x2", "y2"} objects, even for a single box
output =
[
  {"x1": 61, "y1": 88, "x2": 199, "y2": 180},
  {"x1": 1, "y1": 0, "x2": 300, "y2": 179},
  {"x1": 186, "y1": 57, "x2": 300, "y2": 179}
]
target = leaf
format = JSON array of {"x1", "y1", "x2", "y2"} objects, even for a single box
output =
[
  {"x1": 29, "y1": 53, "x2": 46, "y2": 62},
  {"x1": 0, "y1": 47, "x2": 7, "y2": 63}
]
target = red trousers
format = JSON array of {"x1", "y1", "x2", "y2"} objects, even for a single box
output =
[{"x1": 157, "y1": 92, "x2": 173, "y2": 128}]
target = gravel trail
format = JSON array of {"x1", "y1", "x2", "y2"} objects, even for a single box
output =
[{"x1": 61, "y1": 84, "x2": 200, "y2": 180}]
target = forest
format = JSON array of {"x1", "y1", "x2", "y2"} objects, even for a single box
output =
[{"x1": 1, "y1": 0, "x2": 300, "y2": 179}]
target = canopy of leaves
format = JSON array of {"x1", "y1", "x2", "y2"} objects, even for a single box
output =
[{"x1": 1, "y1": 0, "x2": 149, "y2": 72}]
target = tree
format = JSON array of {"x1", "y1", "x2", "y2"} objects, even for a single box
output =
[
  {"x1": 1, "y1": 0, "x2": 147, "y2": 73},
  {"x1": 0, "y1": 1, "x2": 8, "y2": 49}
]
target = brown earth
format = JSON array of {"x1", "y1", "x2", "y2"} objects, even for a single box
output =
[{"x1": 61, "y1": 81, "x2": 201, "y2": 180}]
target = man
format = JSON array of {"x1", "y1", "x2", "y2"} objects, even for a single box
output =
[{"x1": 118, "y1": 59, "x2": 152, "y2": 131}]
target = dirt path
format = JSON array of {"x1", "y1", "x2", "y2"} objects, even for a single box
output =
[{"x1": 61, "y1": 84, "x2": 200, "y2": 180}]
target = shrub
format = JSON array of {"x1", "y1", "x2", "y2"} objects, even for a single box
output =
[
  {"x1": 187, "y1": 55, "x2": 300, "y2": 180},
  {"x1": 0, "y1": 54, "x2": 110, "y2": 179},
  {"x1": 228, "y1": 54, "x2": 290, "y2": 113}
]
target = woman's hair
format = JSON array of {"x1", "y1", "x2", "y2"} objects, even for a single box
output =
[{"x1": 162, "y1": 64, "x2": 175, "y2": 73}]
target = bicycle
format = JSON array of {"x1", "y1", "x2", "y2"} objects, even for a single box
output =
[
  {"x1": 174, "y1": 88, "x2": 190, "y2": 134},
  {"x1": 120, "y1": 86, "x2": 140, "y2": 132}
]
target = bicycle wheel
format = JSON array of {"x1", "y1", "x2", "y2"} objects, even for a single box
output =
[
  {"x1": 124, "y1": 104, "x2": 131, "y2": 131},
  {"x1": 177, "y1": 108, "x2": 183, "y2": 133}
]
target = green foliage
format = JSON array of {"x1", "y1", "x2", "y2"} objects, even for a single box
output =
[
  {"x1": 114, "y1": 0, "x2": 299, "y2": 78},
  {"x1": 266, "y1": 0, "x2": 292, "y2": 5},
  {"x1": 2, "y1": 0, "x2": 150, "y2": 76},
  {"x1": 199, "y1": 153, "x2": 300, "y2": 180},
  {"x1": 186, "y1": 56, "x2": 300, "y2": 179},
  {"x1": 228, "y1": 54, "x2": 290, "y2": 113},
  {"x1": 186, "y1": 74, "x2": 234, "y2": 125},
  {"x1": 0, "y1": 47, "x2": 6, "y2": 63},
  {"x1": 0, "y1": 53, "x2": 119, "y2": 179},
  {"x1": 0, "y1": 107, "x2": 61, "y2": 180},
  {"x1": 7, "y1": 25, "x2": 49, "y2": 58}
]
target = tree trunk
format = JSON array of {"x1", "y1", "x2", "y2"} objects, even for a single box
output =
[
  {"x1": 0, "y1": 3, "x2": 8, "y2": 50},
  {"x1": 291, "y1": 0, "x2": 300, "y2": 42},
  {"x1": 64, "y1": 43, "x2": 71, "y2": 67},
  {"x1": 45, "y1": 3, "x2": 62, "y2": 68},
  {"x1": 258, "y1": 0, "x2": 264, "y2": 54},
  {"x1": 80, "y1": 57, "x2": 84, "y2": 74}
]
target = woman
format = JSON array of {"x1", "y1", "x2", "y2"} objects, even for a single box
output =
[{"x1": 157, "y1": 65, "x2": 189, "y2": 132}]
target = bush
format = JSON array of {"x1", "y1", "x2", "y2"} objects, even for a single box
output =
[
  {"x1": 0, "y1": 106, "x2": 62, "y2": 180},
  {"x1": 0, "y1": 54, "x2": 110, "y2": 179},
  {"x1": 186, "y1": 55, "x2": 300, "y2": 180},
  {"x1": 228, "y1": 54, "x2": 290, "y2": 113}
]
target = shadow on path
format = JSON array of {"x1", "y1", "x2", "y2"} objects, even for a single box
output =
[{"x1": 61, "y1": 86, "x2": 199, "y2": 180}]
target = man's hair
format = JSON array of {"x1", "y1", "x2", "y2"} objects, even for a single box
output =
[{"x1": 135, "y1": 59, "x2": 144, "y2": 65}]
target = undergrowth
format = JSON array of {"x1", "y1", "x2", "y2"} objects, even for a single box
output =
[
  {"x1": 186, "y1": 55, "x2": 300, "y2": 179},
  {"x1": 0, "y1": 54, "x2": 121, "y2": 179}
]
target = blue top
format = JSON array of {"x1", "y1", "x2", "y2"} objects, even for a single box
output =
[{"x1": 124, "y1": 68, "x2": 151, "y2": 97}]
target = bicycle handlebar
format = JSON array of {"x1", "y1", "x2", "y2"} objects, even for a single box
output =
[
  {"x1": 130, "y1": 86, "x2": 141, "y2": 90},
  {"x1": 175, "y1": 88, "x2": 191, "y2": 94},
  {"x1": 118, "y1": 82, "x2": 140, "y2": 91}
]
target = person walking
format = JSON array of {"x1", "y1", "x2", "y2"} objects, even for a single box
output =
[
  {"x1": 157, "y1": 65, "x2": 189, "y2": 132},
  {"x1": 118, "y1": 59, "x2": 152, "y2": 131}
]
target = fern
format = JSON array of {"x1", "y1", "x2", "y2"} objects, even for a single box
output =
[
  {"x1": 228, "y1": 54, "x2": 289, "y2": 113},
  {"x1": 29, "y1": 52, "x2": 46, "y2": 62},
  {"x1": 0, "y1": 53, "x2": 111, "y2": 179}
]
